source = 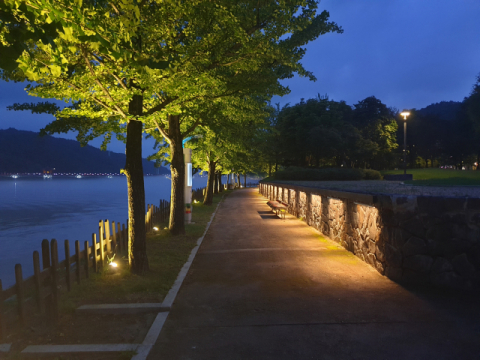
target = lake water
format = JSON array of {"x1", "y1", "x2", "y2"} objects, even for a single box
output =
[{"x1": 0, "y1": 175, "x2": 222, "y2": 288}]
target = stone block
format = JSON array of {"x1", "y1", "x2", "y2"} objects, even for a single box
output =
[
  {"x1": 401, "y1": 217, "x2": 425, "y2": 238},
  {"x1": 431, "y1": 257, "x2": 454, "y2": 274},
  {"x1": 375, "y1": 244, "x2": 385, "y2": 262},
  {"x1": 466, "y1": 198, "x2": 480, "y2": 210},
  {"x1": 451, "y1": 253, "x2": 476, "y2": 279},
  {"x1": 388, "y1": 227, "x2": 409, "y2": 248},
  {"x1": 438, "y1": 238, "x2": 471, "y2": 258},
  {"x1": 417, "y1": 196, "x2": 465, "y2": 215},
  {"x1": 403, "y1": 255, "x2": 433, "y2": 273},
  {"x1": 402, "y1": 237, "x2": 427, "y2": 257},
  {"x1": 468, "y1": 244, "x2": 480, "y2": 269},
  {"x1": 402, "y1": 269, "x2": 429, "y2": 284},
  {"x1": 375, "y1": 260, "x2": 385, "y2": 275},
  {"x1": 368, "y1": 240, "x2": 376, "y2": 254},
  {"x1": 471, "y1": 213, "x2": 480, "y2": 223},
  {"x1": 379, "y1": 208, "x2": 394, "y2": 225},
  {"x1": 385, "y1": 266, "x2": 402, "y2": 281},
  {"x1": 430, "y1": 271, "x2": 462, "y2": 289},
  {"x1": 426, "y1": 224, "x2": 453, "y2": 243},
  {"x1": 394, "y1": 196, "x2": 417, "y2": 213},
  {"x1": 385, "y1": 244, "x2": 402, "y2": 268},
  {"x1": 366, "y1": 253, "x2": 376, "y2": 266}
]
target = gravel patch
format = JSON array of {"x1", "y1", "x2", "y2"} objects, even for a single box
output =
[{"x1": 276, "y1": 180, "x2": 480, "y2": 198}]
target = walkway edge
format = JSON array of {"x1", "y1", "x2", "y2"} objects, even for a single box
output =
[
  {"x1": 161, "y1": 196, "x2": 225, "y2": 308},
  {"x1": 131, "y1": 194, "x2": 226, "y2": 360}
]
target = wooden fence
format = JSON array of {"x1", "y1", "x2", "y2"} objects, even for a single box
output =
[{"x1": 0, "y1": 199, "x2": 171, "y2": 340}]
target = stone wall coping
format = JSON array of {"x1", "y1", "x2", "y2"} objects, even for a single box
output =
[
  {"x1": 260, "y1": 181, "x2": 480, "y2": 210},
  {"x1": 261, "y1": 181, "x2": 375, "y2": 205}
]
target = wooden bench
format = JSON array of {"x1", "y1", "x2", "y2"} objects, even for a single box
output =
[{"x1": 266, "y1": 200, "x2": 288, "y2": 219}]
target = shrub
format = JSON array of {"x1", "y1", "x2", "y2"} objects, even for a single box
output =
[
  {"x1": 363, "y1": 169, "x2": 382, "y2": 180},
  {"x1": 273, "y1": 167, "x2": 382, "y2": 181}
]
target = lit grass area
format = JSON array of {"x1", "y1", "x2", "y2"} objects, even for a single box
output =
[
  {"x1": 381, "y1": 168, "x2": 480, "y2": 186},
  {"x1": 59, "y1": 191, "x2": 229, "y2": 312}
]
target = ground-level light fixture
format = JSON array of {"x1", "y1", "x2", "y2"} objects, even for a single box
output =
[
  {"x1": 109, "y1": 261, "x2": 118, "y2": 268},
  {"x1": 400, "y1": 111, "x2": 411, "y2": 175},
  {"x1": 153, "y1": 226, "x2": 159, "y2": 231}
]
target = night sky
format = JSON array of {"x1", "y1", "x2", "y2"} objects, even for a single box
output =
[{"x1": 1, "y1": 0, "x2": 479, "y2": 154}]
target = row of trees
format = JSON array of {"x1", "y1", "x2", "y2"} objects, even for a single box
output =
[
  {"x1": 260, "y1": 74, "x2": 480, "y2": 172},
  {"x1": 261, "y1": 95, "x2": 399, "y2": 172},
  {"x1": 0, "y1": 0, "x2": 342, "y2": 273}
]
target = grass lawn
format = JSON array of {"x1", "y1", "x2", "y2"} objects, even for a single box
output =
[{"x1": 381, "y1": 168, "x2": 480, "y2": 186}]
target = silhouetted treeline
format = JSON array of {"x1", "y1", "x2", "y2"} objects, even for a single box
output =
[
  {"x1": 263, "y1": 95, "x2": 399, "y2": 172},
  {"x1": 262, "y1": 74, "x2": 480, "y2": 172}
]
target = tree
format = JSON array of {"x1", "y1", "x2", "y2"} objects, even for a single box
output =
[
  {"x1": 464, "y1": 74, "x2": 480, "y2": 169},
  {"x1": 2, "y1": 0, "x2": 342, "y2": 250}
]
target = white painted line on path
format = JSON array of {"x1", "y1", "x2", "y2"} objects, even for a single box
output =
[
  {"x1": 21, "y1": 343, "x2": 140, "y2": 354},
  {"x1": 142, "y1": 312, "x2": 170, "y2": 346},
  {"x1": 161, "y1": 198, "x2": 223, "y2": 308},
  {"x1": 131, "y1": 196, "x2": 225, "y2": 360},
  {"x1": 0, "y1": 344, "x2": 11, "y2": 352}
]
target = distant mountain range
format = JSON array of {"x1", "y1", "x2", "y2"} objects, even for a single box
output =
[
  {"x1": 0, "y1": 128, "x2": 169, "y2": 174},
  {"x1": 416, "y1": 101, "x2": 462, "y2": 121}
]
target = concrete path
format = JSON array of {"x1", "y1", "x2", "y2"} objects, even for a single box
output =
[{"x1": 148, "y1": 189, "x2": 480, "y2": 360}]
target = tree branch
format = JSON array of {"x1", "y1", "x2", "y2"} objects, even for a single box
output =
[{"x1": 81, "y1": 47, "x2": 127, "y2": 118}]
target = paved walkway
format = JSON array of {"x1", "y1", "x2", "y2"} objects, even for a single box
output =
[{"x1": 148, "y1": 189, "x2": 479, "y2": 360}]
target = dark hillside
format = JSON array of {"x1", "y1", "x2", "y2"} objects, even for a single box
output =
[
  {"x1": 0, "y1": 128, "x2": 168, "y2": 174},
  {"x1": 416, "y1": 101, "x2": 462, "y2": 121}
]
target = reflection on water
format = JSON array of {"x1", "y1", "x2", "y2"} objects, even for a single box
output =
[{"x1": 0, "y1": 175, "x2": 210, "y2": 287}]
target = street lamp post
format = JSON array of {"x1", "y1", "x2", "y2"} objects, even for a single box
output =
[{"x1": 400, "y1": 111, "x2": 410, "y2": 175}]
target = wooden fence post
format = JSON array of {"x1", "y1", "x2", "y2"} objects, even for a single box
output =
[
  {"x1": 111, "y1": 221, "x2": 117, "y2": 253},
  {"x1": 41, "y1": 239, "x2": 50, "y2": 270},
  {"x1": 92, "y1": 234, "x2": 98, "y2": 273},
  {"x1": 0, "y1": 279, "x2": 4, "y2": 341},
  {"x1": 50, "y1": 239, "x2": 59, "y2": 323},
  {"x1": 84, "y1": 241, "x2": 89, "y2": 279},
  {"x1": 75, "y1": 241, "x2": 81, "y2": 284},
  {"x1": 99, "y1": 221, "x2": 105, "y2": 267},
  {"x1": 64, "y1": 240, "x2": 71, "y2": 292},
  {"x1": 15, "y1": 264, "x2": 25, "y2": 325},
  {"x1": 105, "y1": 220, "x2": 111, "y2": 253},
  {"x1": 33, "y1": 251, "x2": 43, "y2": 313}
]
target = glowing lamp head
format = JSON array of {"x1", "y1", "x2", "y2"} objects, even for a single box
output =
[
  {"x1": 400, "y1": 111, "x2": 410, "y2": 120},
  {"x1": 109, "y1": 261, "x2": 118, "y2": 268},
  {"x1": 153, "y1": 227, "x2": 159, "y2": 231}
]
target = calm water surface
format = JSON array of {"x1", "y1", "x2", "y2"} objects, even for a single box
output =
[{"x1": 0, "y1": 175, "x2": 211, "y2": 287}]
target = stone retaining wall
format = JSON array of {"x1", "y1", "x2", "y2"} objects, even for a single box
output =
[{"x1": 260, "y1": 182, "x2": 480, "y2": 291}]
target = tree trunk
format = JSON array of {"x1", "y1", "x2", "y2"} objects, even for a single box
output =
[
  {"x1": 268, "y1": 164, "x2": 272, "y2": 178},
  {"x1": 203, "y1": 160, "x2": 216, "y2": 205},
  {"x1": 244, "y1": 173, "x2": 247, "y2": 188},
  {"x1": 237, "y1": 174, "x2": 241, "y2": 187},
  {"x1": 218, "y1": 172, "x2": 223, "y2": 192},
  {"x1": 213, "y1": 172, "x2": 218, "y2": 194},
  {"x1": 168, "y1": 114, "x2": 185, "y2": 235},
  {"x1": 125, "y1": 95, "x2": 148, "y2": 274}
]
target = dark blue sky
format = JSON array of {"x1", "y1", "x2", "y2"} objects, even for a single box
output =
[{"x1": 1, "y1": 0, "x2": 479, "y2": 154}]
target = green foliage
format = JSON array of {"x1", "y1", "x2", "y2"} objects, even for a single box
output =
[
  {"x1": 273, "y1": 166, "x2": 381, "y2": 181},
  {"x1": 265, "y1": 95, "x2": 398, "y2": 171}
]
